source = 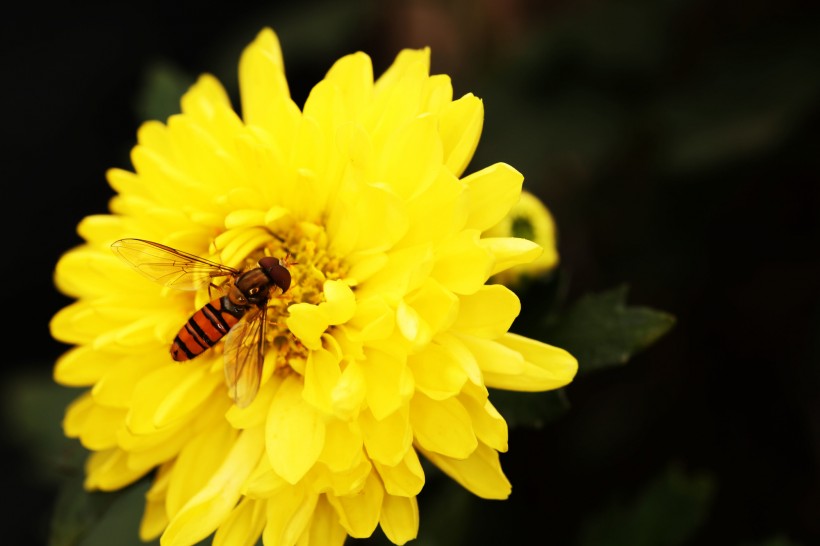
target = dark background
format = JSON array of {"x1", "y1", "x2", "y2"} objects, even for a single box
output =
[{"x1": 4, "y1": 1, "x2": 819, "y2": 545}]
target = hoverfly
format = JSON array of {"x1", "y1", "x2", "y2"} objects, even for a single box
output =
[{"x1": 111, "y1": 238, "x2": 291, "y2": 408}]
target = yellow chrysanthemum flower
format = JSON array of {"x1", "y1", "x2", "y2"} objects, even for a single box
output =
[{"x1": 50, "y1": 28, "x2": 578, "y2": 546}]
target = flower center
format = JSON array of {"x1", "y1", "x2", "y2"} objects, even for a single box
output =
[{"x1": 239, "y1": 221, "x2": 348, "y2": 376}]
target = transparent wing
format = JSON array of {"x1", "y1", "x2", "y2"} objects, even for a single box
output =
[
  {"x1": 111, "y1": 238, "x2": 240, "y2": 291},
  {"x1": 223, "y1": 306, "x2": 266, "y2": 408}
]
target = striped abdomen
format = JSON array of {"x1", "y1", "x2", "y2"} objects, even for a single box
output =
[{"x1": 171, "y1": 296, "x2": 246, "y2": 361}]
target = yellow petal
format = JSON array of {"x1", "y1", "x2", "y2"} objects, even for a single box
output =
[
  {"x1": 461, "y1": 384, "x2": 508, "y2": 453},
  {"x1": 53, "y1": 247, "x2": 132, "y2": 299},
  {"x1": 431, "y1": 230, "x2": 494, "y2": 295},
  {"x1": 239, "y1": 28, "x2": 300, "y2": 148},
  {"x1": 303, "y1": 348, "x2": 342, "y2": 415},
  {"x1": 324, "y1": 51, "x2": 374, "y2": 121},
  {"x1": 349, "y1": 183, "x2": 410, "y2": 253},
  {"x1": 287, "y1": 120, "x2": 328, "y2": 220},
  {"x1": 434, "y1": 332, "x2": 484, "y2": 387},
  {"x1": 379, "y1": 494, "x2": 419, "y2": 546},
  {"x1": 369, "y1": 49, "x2": 430, "y2": 146},
  {"x1": 361, "y1": 407, "x2": 413, "y2": 466},
  {"x1": 331, "y1": 359, "x2": 367, "y2": 420},
  {"x1": 243, "y1": 456, "x2": 288, "y2": 499},
  {"x1": 421, "y1": 74, "x2": 453, "y2": 114},
  {"x1": 419, "y1": 442, "x2": 511, "y2": 500},
  {"x1": 354, "y1": 243, "x2": 433, "y2": 301},
  {"x1": 62, "y1": 392, "x2": 92, "y2": 438},
  {"x1": 312, "y1": 456, "x2": 372, "y2": 497},
  {"x1": 488, "y1": 333, "x2": 578, "y2": 391},
  {"x1": 85, "y1": 448, "x2": 151, "y2": 491},
  {"x1": 480, "y1": 237, "x2": 543, "y2": 277},
  {"x1": 410, "y1": 393, "x2": 477, "y2": 459},
  {"x1": 317, "y1": 419, "x2": 364, "y2": 472},
  {"x1": 377, "y1": 114, "x2": 442, "y2": 200},
  {"x1": 213, "y1": 226, "x2": 273, "y2": 270},
  {"x1": 374, "y1": 48, "x2": 430, "y2": 97},
  {"x1": 326, "y1": 471, "x2": 384, "y2": 538},
  {"x1": 319, "y1": 280, "x2": 356, "y2": 325},
  {"x1": 126, "y1": 362, "x2": 220, "y2": 434},
  {"x1": 373, "y1": 447, "x2": 425, "y2": 497},
  {"x1": 463, "y1": 163, "x2": 523, "y2": 232},
  {"x1": 346, "y1": 296, "x2": 395, "y2": 343},
  {"x1": 400, "y1": 169, "x2": 468, "y2": 247},
  {"x1": 296, "y1": 495, "x2": 348, "y2": 546},
  {"x1": 76, "y1": 403, "x2": 125, "y2": 451},
  {"x1": 225, "y1": 374, "x2": 281, "y2": 430},
  {"x1": 140, "y1": 488, "x2": 170, "y2": 542},
  {"x1": 54, "y1": 346, "x2": 110, "y2": 386},
  {"x1": 404, "y1": 278, "x2": 459, "y2": 339},
  {"x1": 179, "y1": 75, "x2": 243, "y2": 148},
  {"x1": 440, "y1": 93, "x2": 483, "y2": 177},
  {"x1": 161, "y1": 427, "x2": 264, "y2": 546},
  {"x1": 91, "y1": 352, "x2": 167, "y2": 408},
  {"x1": 118, "y1": 416, "x2": 198, "y2": 472},
  {"x1": 408, "y1": 342, "x2": 468, "y2": 401},
  {"x1": 266, "y1": 375, "x2": 326, "y2": 483},
  {"x1": 166, "y1": 421, "x2": 238, "y2": 518},
  {"x1": 362, "y1": 348, "x2": 413, "y2": 420},
  {"x1": 396, "y1": 299, "x2": 428, "y2": 347},
  {"x1": 262, "y1": 485, "x2": 319, "y2": 546},
  {"x1": 212, "y1": 498, "x2": 265, "y2": 546},
  {"x1": 451, "y1": 285, "x2": 521, "y2": 339},
  {"x1": 456, "y1": 334, "x2": 524, "y2": 376},
  {"x1": 345, "y1": 252, "x2": 388, "y2": 286},
  {"x1": 164, "y1": 114, "x2": 241, "y2": 195},
  {"x1": 287, "y1": 303, "x2": 330, "y2": 351}
]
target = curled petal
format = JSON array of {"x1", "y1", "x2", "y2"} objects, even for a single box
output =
[
  {"x1": 379, "y1": 494, "x2": 419, "y2": 546},
  {"x1": 419, "y1": 442, "x2": 511, "y2": 500},
  {"x1": 491, "y1": 333, "x2": 578, "y2": 391},
  {"x1": 480, "y1": 237, "x2": 543, "y2": 277}
]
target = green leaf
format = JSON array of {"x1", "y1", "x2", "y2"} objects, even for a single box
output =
[
  {"x1": 578, "y1": 464, "x2": 715, "y2": 546},
  {"x1": 134, "y1": 61, "x2": 195, "y2": 123},
  {"x1": 543, "y1": 285, "x2": 675, "y2": 373},
  {"x1": 1, "y1": 370, "x2": 87, "y2": 483},
  {"x1": 49, "y1": 475, "x2": 155, "y2": 546}
]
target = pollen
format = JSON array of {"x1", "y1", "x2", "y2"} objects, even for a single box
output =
[{"x1": 250, "y1": 221, "x2": 350, "y2": 376}]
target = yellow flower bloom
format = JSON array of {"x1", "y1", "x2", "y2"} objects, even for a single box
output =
[
  {"x1": 50, "y1": 28, "x2": 578, "y2": 546},
  {"x1": 484, "y1": 190, "x2": 560, "y2": 287}
]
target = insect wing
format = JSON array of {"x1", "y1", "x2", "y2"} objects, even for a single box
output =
[
  {"x1": 223, "y1": 306, "x2": 267, "y2": 408},
  {"x1": 111, "y1": 238, "x2": 240, "y2": 291}
]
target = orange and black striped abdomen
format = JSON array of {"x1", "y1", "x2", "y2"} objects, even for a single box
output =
[{"x1": 171, "y1": 296, "x2": 245, "y2": 361}]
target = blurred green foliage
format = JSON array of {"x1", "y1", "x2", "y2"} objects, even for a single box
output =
[{"x1": 578, "y1": 464, "x2": 714, "y2": 546}]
